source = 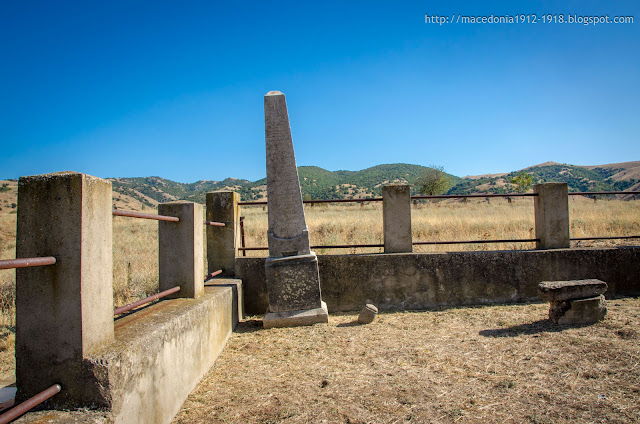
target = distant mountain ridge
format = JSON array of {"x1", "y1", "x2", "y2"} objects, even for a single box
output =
[
  {"x1": 103, "y1": 161, "x2": 639, "y2": 210},
  {"x1": 450, "y1": 161, "x2": 639, "y2": 195}
]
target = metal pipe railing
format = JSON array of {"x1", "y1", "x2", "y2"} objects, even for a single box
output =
[
  {"x1": 0, "y1": 257, "x2": 56, "y2": 270},
  {"x1": 411, "y1": 193, "x2": 537, "y2": 199},
  {"x1": 311, "y1": 243, "x2": 384, "y2": 249},
  {"x1": 113, "y1": 209, "x2": 179, "y2": 222},
  {"x1": 114, "y1": 286, "x2": 180, "y2": 316},
  {"x1": 571, "y1": 235, "x2": 640, "y2": 241},
  {"x1": 204, "y1": 220, "x2": 225, "y2": 226},
  {"x1": 238, "y1": 243, "x2": 385, "y2": 252},
  {"x1": 238, "y1": 197, "x2": 384, "y2": 206},
  {"x1": 204, "y1": 270, "x2": 222, "y2": 282},
  {"x1": 0, "y1": 384, "x2": 61, "y2": 424},
  {"x1": 413, "y1": 238, "x2": 539, "y2": 245},
  {"x1": 239, "y1": 216, "x2": 247, "y2": 257},
  {"x1": 569, "y1": 191, "x2": 638, "y2": 196}
]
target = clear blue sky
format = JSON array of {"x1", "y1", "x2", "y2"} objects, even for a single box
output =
[{"x1": 1, "y1": 0, "x2": 638, "y2": 182}]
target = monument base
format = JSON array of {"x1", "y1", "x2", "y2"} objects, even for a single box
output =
[
  {"x1": 265, "y1": 253, "x2": 323, "y2": 312},
  {"x1": 263, "y1": 301, "x2": 329, "y2": 329}
]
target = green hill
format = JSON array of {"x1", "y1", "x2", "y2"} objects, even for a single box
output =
[
  {"x1": 237, "y1": 164, "x2": 460, "y2": 201},
  {"x1": 106, "y1": 161, "x2": 638, "y2": 208},
  {"x1": 449, "y1": 163, "x2": 638, "y2": 195}
]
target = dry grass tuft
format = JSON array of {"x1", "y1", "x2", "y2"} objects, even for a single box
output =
[{"x1": 174, "y1": 297, "x2": 640, "y2": 424}]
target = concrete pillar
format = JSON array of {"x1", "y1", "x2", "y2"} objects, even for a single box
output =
[
  {"x1": 159, "y1": 201, "x2": 204, "y2": 298},
  {"x1": 383, "y1": 184, "x2": 412, "y2": 253},
  {"x1": 206, "y1": 191, "x2": 240, "y2": 277},
  {"x1": 534, "y1": 182, "x2": 570, "y2": 249},
  {"x1": 15, "y1": 172, "x2": 114, "y2": 403}
]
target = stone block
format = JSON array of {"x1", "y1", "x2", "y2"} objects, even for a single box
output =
[
  {"x1": 265, "y1": 253, "x2": 322, "y2": 313},
  {"x1": 549, "y1": 295, "x2": 607, "y2": 324},
  {"x1": 358, "y1": 304, "x2": 378, "y2": 324},
  {"x1": 263, "y1": 302, "x2": 329, "y2": 329},
  {"x1": 538, "y1": 279, "x2": 608, "y2": 302}
]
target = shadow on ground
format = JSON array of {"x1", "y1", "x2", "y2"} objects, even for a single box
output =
[
  {"x1": 336, "y1": 321, "x2": 360, "y2": 328},
  {"x1": 234, "y1": 319, "x2": 263, "y2": 333},
  {"x1": 479, "y1": 319, "x2": 592, "y2": 337}
]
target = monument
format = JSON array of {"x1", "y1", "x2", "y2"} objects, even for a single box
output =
[{"x1": 262, "y1": 91, "x2": 329, "y2": 329}]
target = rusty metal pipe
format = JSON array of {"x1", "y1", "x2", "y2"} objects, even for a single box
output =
[
  {"x1": 204, "y1": 220, "x2": 225, "y2": 227},
  {"x1": 0, "y1": 384, "x2": 61, "y2": 424},
  {"x1": 204, "y1": 269, "x2": 222, "y2": 282},
  {"x1": 311, "y1": 243, "x2": 384, "y2": 249},
  {"x1": 114, "y1": 286, "x2": 180, "y2": 316},
  {"x1": 411, "y1": 193, "x2": 537, "y2": 199},
  {"x1": 112, "y1": 209, "x2": 179, "y2": 222},
  {"x1": 571, "y1": 235, "x2": 640, "y2": 241},
  {"x1": 0, "y1": 257, "x2": 56, "y2": 270},
  {"x1": 239, "y1": 217, "x2": 246, "y2": 257},
  {"x1": 413, "y1": 239, "x2": 539, "y2": 245},
  {"x1": 568, "y1": 191, "x2": 638, "y2": 196},
  {"x1": 238, "y1": 243, "x2": 385, "y2": 251},
  {"x1": 304, "y1": 197, "x2": 384, "y2": 204}
]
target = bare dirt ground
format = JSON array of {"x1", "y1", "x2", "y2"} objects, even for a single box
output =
[{"x1": 173, "y1": 298, "x2": 640, "y2": 424}]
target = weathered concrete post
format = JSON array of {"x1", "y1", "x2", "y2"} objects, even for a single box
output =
[
  {"x1": 206, "y1": 191, "x2": 240, "y2": 277},
  {"x1": 159, "y1": 201, "x2": 204, "y2": 298},
  {"x1": 263, "y1": 90, "x2": 328, "y2": 329},
  {"x1": 534, "y1": 182, "x2": 570, "y2": 249},
  {"x1": 16, "y1": 172, "x2": 114, "y2": 405},
  {"x1": 383, "y1": 184, "x2": 412, "y2": 253}
]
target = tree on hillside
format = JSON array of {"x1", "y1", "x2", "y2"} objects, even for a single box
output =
[
  {"x1": 511, "y1": 172, "x2": 533, "y2": 193},
  {"x1": 415, "y1": 166, "x2": 452, "y2": 195}
]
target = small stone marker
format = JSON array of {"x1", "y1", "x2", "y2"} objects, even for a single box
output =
[
  {"x1": 262, "y1": 91, "x2": 328, "y2": 329},
  {"x1": 538, "y1": 279, "x2": 608, "y2": 324},
  {"x1": 358, "y1": 304, "x2": 378, "y2": 324}
]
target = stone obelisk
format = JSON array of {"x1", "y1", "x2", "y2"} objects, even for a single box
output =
[{"x1": 262, "y1": 91, "x2": 328, "y2": 329}]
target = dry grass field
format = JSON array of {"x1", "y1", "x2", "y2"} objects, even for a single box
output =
[{"x1": 173, "y1": 298, "x2": 640, "y2": 424}]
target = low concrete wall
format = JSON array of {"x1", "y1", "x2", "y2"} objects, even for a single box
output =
[
  {"x1": 18, "y1": 285, "x2": 235, "y2": 424},
  {"x1": 237, "y1": 247, "x2": 640, "y2": 315}
]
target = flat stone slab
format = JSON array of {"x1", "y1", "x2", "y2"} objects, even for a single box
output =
[
  {"x1": 263, "y1": 301, "x2": 329, "y2": 329},
  {"x1": 538, "y1": 279, "x2": 607, "y2": 302},
  {"x1": 550, "y1": 295, "x2": 607, "y2": 325}
]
